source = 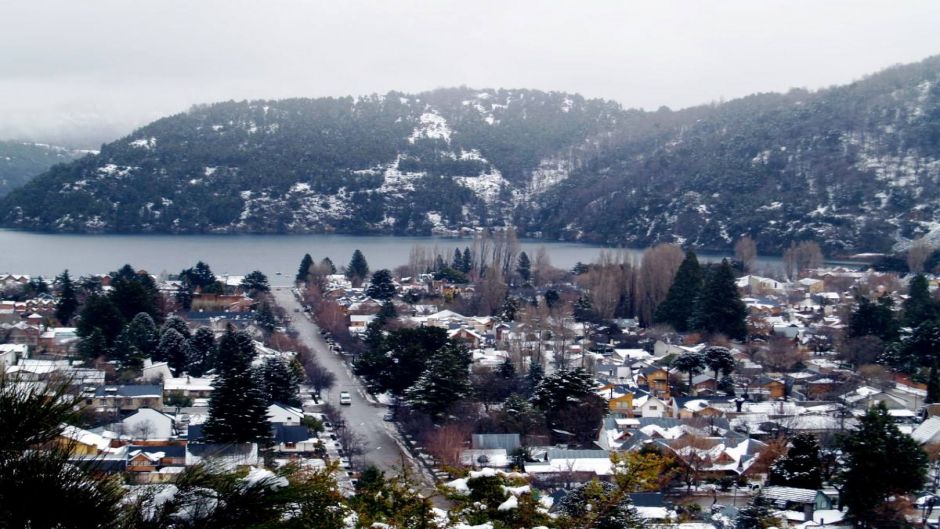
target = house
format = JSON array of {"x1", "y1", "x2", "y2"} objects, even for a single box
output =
[
  {"x1": 348, "y1": 314, "x2": 376, "y2": 333},
  {"x1": 690, "y1": 374, "x2": 717, "y2": 395},
  {"x1": 122, "y1": 408, "x2": 176, "y2": 440},
  {"x1": 448, "y1": 327, "x2": 483, "y2": 348},
  {"x1": 141, "y1": 360, "x2": 174, "y2": 383},
  {"x1": 736, "y1": 275, "x2": 786, "y2": 294},
  {"x1": 58, "y1": 425, "x2": 113, "y2": 456},
  {"x1": 272, "y1": 424, "x2": 320, "y2": 453},
  {"x1": 911, "y1": 416, "x2": 940, "y2": 445},
  {"x1": 186, "y1": 443, "x2": 259, "y2": 471},
  {"x1": 268, "y1": 403, "x2": 304, "y2": 425},
  {"x1": 37, "y1": 327, "x2": 79, "y2": 355},
  {"x1": 760, "y1": 486, "x2": 833, "y2": 519},
  {"x1": 526, "y1": 449, "x2": 614, "y2": 479},
  {"x1": 163, "y1": 376, "x2": 215, "y2": 400},
  {"x1": 91, "y1": 384, "x2": 163, "y2": 412},
  {"x1": 0, "y1": 343, "x2": 26, "y2": 368},
  {"x1": 127, "y1": 444, "x2": 186, "y2": 483},
  {"x1": 638, "y1": 367, "x2": 670, "y2": 398},
  {"x1": 636, "y1": 393, "x2": 673, "y2": 418}
]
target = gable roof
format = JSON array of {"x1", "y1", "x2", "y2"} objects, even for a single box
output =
[{"x1": 472, "y1": 433, "x2": 521, "y2": 451}]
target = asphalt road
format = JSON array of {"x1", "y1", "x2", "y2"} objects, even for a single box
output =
[{"x1": 272, "y1": 288, "x2": 424, "y2": 480}]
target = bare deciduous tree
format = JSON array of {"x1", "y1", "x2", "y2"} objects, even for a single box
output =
[
  {"x1": 637, "y1": 244, "x2": 684, "y2": 325},
  {"x1": 734, "y1": 235, "x2": 758, "y2": 272},
  {"x1": 783, "y1": 241, "x2": 823, "y2": 280},
  {"x1": 908, "y1": 238, "x2": 933, "y2": 274}
]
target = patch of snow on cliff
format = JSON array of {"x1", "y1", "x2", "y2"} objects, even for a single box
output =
[
  {"x1": 129, "y1": 137, "x2": 156, "y2": 150},
  {"x1": 409, "y1": 112, "x2": 451, "y2": 144}
]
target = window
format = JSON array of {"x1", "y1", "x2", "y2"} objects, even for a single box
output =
[{"x1": 648, "y1": 405, "x2": 658, "y2": 411}]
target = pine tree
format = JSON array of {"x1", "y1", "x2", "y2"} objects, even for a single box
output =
[
  {"x1": 296, "y1": 253, "x2": 314, "y2": 283},
  {"x1": 161, "y1": 315, "x2": 191, "y2": 339},
  {"x1": 768, "y1": 433, "x2": 822, "y2": 489},
  {"x1": 346, "y1": 249, "x2": 370, "y2": 286},
  {"x1": 54, "y1": 270, "x2": 78, "y2": 325},
  {"x1": 735, "y1": 495, "x2": 777, "y2": 529},
  {"x1": 157, "y1": 328, "x2": 189, "y2": 375},
  {"x1": 516, "y1": 251, "x2": 531, "y2": 283},
  {"x1": 187, "y1": 327, "x2": 216, "y2": 377},
  {"x1": 653, "y1": 251, "x2": 703, "y2": 332},
  {"x1": 77, "y1": 329, "x2": 108, "y2": 360},
  {"x1": 703, "y1": 345, "x2": 735, "y2": 381},
  {"x1": 366, "y1": 269, "x2": 396, "y2": 300},
  {"x1": 254, "y1": 302, "x2": 278, "y2": 334},
  {"x1": 691, "y1": 259, "x2": 747, "y2": 340},
  {"x1": 903, "y1": 274, "x2": 937, "y2": 328},
  {"x1": 927, "y1": 364, "x2": 940, "y2": 404},
  {"x1": 840, "y1": 402, "x2": 927, "y2": 527},
  {"x1": 321, "y1": 257, "x2": 337, "y2": 275},
  {"x1": 76, "y1": 293, "x2": 124, "y2": 344},
  {"x1": 260, "y1": 357, "x2": 302, "y2": 407},
  {"x1": 204, "y1": 329, "x2": 272, "y2": 444},
  {"x1": 848, "y1": 295, "x2": 899, "y2": 342},
  {"x1": 452, "y1": 248, "x2": 463, "y2": 270},
  {"x1": 531, "y1": 368, "x2": 606, "y2": 440},
  {"x1": 404, "y1": 343, "x2": 471, "y2": 419},
  {"x1": 672, "y1": 351, "x2": 706, "y2": 391},
  {"x1": 240, "y1": 270, "x2": 270, "y2": 298},
  {"x1": 526, "y1": 361, "x2": 544, "y2": 392},
  {"x1": 461, "y1": 247, "x2": 472, "y2": 274}
]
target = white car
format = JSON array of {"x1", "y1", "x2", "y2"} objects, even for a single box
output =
[{"x1": 339, "y1": 391, "x2": 352, "y2": 405}]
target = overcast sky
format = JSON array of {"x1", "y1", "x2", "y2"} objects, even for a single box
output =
[{"x1": 1, "y1": 0, "x2": 939, "y2": 146}]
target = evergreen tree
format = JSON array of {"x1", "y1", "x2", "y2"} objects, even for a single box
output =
[
  {"x1": 346, "y1": 249, "x2": 370, "y2": 286},
  {"x1": 108, "y1": 265, "x2": 160, "y2": 322},
  {"x1": 187, "y1": 327, "x2": 216, "y2": 377},
  {"x1": 240, "y1": 270, "x2": 270, "y2": 297},
  {"x1": 354, "y1": 327, "x2": 450, "y2": 396},
  {"x1": 703, "y1": 345, "x2": 735, "y2": 381},
  {"x1": 452, "y1": 248, "x2": 463, "y2": 270},
  {"x1": 848, "y1": 295, "x2": 899, "y2": 342},
  {"x1": 903, "y1": 274, "x2": 937, "y2": 328},
  {"x1": 404, "y1": 343, "x2": 472, "y2": 419},
  {"x1": 526, "y1": 361, "x2": 544, "y2": 393},
  {"x1": 113, "y1": 312, "x2": 159, "y2": 367},
  {"x1": 531, "y1": 368, "x2": 606, "y2": 442},
  {"x1": 161, "y1": 315, "x2": 191, "y2": 338},
  {"x1": 157, "y1": 328, "x2": 189, "y2": 375},
  {"x1": 320, "y1": 257, "x2": 337, "y2": 275},
  {"x1": 77, "y1": 329, "x2": 108, "y2": 360},
  {"x1": 54, "y1": 270, "x2": 78, "y2": 325},
  {"x1": 735, "y1": 495, "x2": 778, "y2": 529},
  {"x1": 498, "y1": 358, "x2": 516, "y2": 379},
  {"x1": 654, "y1": 251, "x2": 703, "y2": 332},
  {"x1": 366, "y1": 269, "x2": 396, "y2": 300},
  {"x1": 175, "y1": 284, "x2": 193, "y2": 311},
  {"x1": 204, "y1": 329, "x2": 272, "y2": 444},
  {"x1": 76, "y1": 293, "x2": 124, "y2": 344},
  {"x1": 296, "y1": 253, "x2": 314, "y2": 283},
  {"x1": 544, "y1": 288, "x2": 560, "y2": 309},
  {"x1": 768, "y1": 433, "x2": 822, "y2": 489},
  {"x1": 691, "y1": 259, "x2": 747, "y2": 340},
  {"x1": 673, "y1": 351, "x2": 706, "y2": 391},
  {"x1": 894, "y1": 319, "x2": 940, "y2": 370},
  {"x1": 179, "y1": 261, "x2": 217, "y2": 291},
  {"x1": 254, "y1": 302, "x2": 278, "y2": 334},
  {"x1": 928, "y1": 365, "x2": 940, "y2": 404},
  {"x1": 259, "y1": 357, "x2": 302, "y2": 407},
  {"x1": 516, "y1": 251, "x2": 532, "y2": 283},
  {"x1": 461, "y1": 247, "x2": 473, "y2": 274},
  {"x1": 840, "y1": 402, "x2": 927, "y2": 527},
  {"x1": 556, "y1": 481, "x2": 645, "y2": 529}
]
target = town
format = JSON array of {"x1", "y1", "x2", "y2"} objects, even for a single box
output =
[{"x1": 2, "y1": 233, "x2": 940, "y2": 528}]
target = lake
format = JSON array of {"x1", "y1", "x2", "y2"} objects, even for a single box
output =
[
  {"x1": 0, "y1": 230, "x2": 627, "y2": 283},
  {"x1": 0, "y1": 230, "x2": 834, "y2": 283}
]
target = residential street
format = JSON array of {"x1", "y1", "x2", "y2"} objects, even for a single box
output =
[{"x1": 272, "y1": 288, "x2": 429, "y2": 484}]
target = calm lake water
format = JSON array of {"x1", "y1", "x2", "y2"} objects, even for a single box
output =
[
  {"x1": 0, "y1": 230, "x2": 626, "y2": 283},
  {"x1": 0, "y1": 230, "x2": 833, "y2": 284}
]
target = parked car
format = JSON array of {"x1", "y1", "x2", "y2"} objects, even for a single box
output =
[{"x1": 339, "y1": 391, "x2": 352, "y2": 405}]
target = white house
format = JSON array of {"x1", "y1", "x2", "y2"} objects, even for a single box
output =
[
  {"x1": 122, "y1": 408, "x2": 176, "y2": 440},
  {"x1": 268, "y1": 403, "x2": 304, "y2": 425}
]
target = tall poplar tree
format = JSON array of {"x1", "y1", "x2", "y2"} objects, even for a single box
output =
[
  {"x1": 653, "y1": 251, "x2": 703, "y2": 332},
  {"x1": 204, "y1": 329, "x2": 271, "y2": 444}
]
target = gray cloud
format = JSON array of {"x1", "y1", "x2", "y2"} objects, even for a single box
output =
[{"x1": 1, "y1": 0, "x2": 938, "y2": 147}]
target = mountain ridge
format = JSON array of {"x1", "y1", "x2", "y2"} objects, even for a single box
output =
[{"x1": 3, "y1": 56, "x2": 939, "y2": 255}]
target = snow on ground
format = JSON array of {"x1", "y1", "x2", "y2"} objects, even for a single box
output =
[
  {"x1": 129, "y1": 137, "x2": 156, "y2": 150},
  {"x1": 409, "y1": 112, "x2": 452, "y2": 144}
]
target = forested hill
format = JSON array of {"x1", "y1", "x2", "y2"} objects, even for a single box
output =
[
  {"x1": 0, "y1": 141, "x2": 87, "y2": 197},
  {"x1": 3, "y1": 55, "x2": 940, "y2": 255}
]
